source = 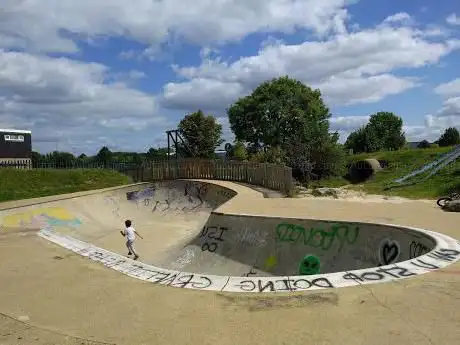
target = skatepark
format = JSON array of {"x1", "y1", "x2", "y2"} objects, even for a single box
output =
[{"x1": 1, "y1": 179, "x2": 460, "y2": 344}]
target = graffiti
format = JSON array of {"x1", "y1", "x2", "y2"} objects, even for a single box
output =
[
  {"x1": 126, "y1": 187, "x2": 155, "y2": 202},
  {"x1": 199, "y1": 226, "x2": 228, "y2": 252},
  {"x1": 124, "y1": 184, "x2": 212, "y2": 214},
  {"x1": 236, "y1": 226, "x2": 267, "y2": 246},
  {"x1": 233, "y1": 277, "x2": 333, "y2": 292},
  {"x1": 343, "y1": 266, "x2": 416, "y2": 282},
  {"x1": 184, "y1": 182, "x2": 208, "y2": 203},
  {"x1": 39, "y1": 227, "x2": 460, "y2": 293},
  {"x1": 378, "y1": 238, "x2": 400, "y2": 265},
  {"x1": 409, "y1": 241, "x2": 431, "y2": 259},
  {"x1": 2, "y1": 207, "x2": 81, "y2": 229},
  {"x1": 151, "y1": 200, "x2": 170, "y2": 212},
  {"x1": 298, "y1": 255, "x2": 321, "y2": 275},
  {"x1": 244, "y1": 268, "x2": 257, "y2": 277},
  {"x1": 275, "y1": 222, "x2": 359, "y2": 251},
  {"x1": 264, "y1": 255, "x2": 277, "y2": 270},
  {"x1": 343, "y1": 248, "x2": 460, "y2": 282}
]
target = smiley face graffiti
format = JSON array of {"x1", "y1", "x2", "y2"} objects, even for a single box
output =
[{"x1": 298, "y1": 255, "x2": 321, "y2": 275}]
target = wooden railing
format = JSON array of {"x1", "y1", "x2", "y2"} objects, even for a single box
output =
[
  {"x1": 127, "y1": 159, "x2": 294, "y2": 194},
  {"x1": 0, "y1": 158, "x2": 294, "y2": 194}
]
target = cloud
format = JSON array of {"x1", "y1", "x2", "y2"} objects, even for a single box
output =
[
  {"x1": 434, "y1": 79, "x2": 460, "y2": 98},
  {"x1": 431, "y1": 78, "x2": 460, "y2": 119},
  {"x1": 0, "y1": 49, "x2": 165, "y2": 154},
  {"x1": 382, "y1": 12, "x2": 414, "y2": 26},
  {"x1": 447, "y1": 13, "x2": 460, "y2": 26},
  {"x1": 1, "y1": 0, "x2": 352, "y2": 54},
  {"x1": 162, "y1": 19, "x2": 459, "y2": 111}
]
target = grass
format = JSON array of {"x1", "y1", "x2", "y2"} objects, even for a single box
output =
[
  {"x1": 311, "y1": 146, "x2": 460, "y2": 199},
  {"x1": 0, "y1": 168, "x2": 132, "y2": 203}
]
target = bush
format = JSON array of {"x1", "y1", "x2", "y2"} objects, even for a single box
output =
[{"x1": 417, "y1": 140, "x2": 431, "y2": 149}]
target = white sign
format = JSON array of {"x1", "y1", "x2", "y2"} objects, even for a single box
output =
[{"x1": 4, "y1": 134, "x2": 24, "y2": 142}]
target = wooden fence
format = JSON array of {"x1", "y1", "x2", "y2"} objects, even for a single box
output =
[
  {"x1": 0, "y1": 158, "x2": 294, "y2": 194},
  {"x1": 147, "y1": 159, "x2": 294, "y2": 194}
]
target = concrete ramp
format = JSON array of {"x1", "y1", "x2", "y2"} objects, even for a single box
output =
[
  {"x1": 2, "y1": 180, "x2": 460, "y2": 293},
  {"x1": 164, "y1": 213, "x2": 437, "y2": 277}
]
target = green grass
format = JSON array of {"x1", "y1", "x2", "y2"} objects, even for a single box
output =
[
  {"x1": 311, "y1": 146, "x2": 460, "y2": 199},
  {"x1": 0, "y1": 168, "x2": 132, "y2": 203}
]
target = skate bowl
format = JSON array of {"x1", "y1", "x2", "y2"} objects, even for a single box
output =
[{"x1": 2, "y1": 180, "x2": 460, "y2": 293}]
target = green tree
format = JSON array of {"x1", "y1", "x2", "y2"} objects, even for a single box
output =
[
  {"x1": 146, "y1": 147, "x2": 168, "y2": 160},
  {"x1": 228, "y1": 141, "x2": 248, "y2": 161},
  {"x1": 344, "y1": 112, "x2": 405, "y2": 153},
  {"x1": 96, "y1": 146, "x2": 113, "y2": 166},
  {"x1": 366, "y1": 112, "x2": 406, "y2": 151},
  {"x1": 43, "y1": 151, "x2": 75, "y2": 167},
  {"x1": 344, "y1": 126, "x2": 380, "y2": 153},
  {"x1": 178, "y1": 110, "x2": 224, "y2": 158},
  {"x1": 228, "y1": 76, "x2": 331, "y2": 149},
  {"x1": 436, "y1": 127, "x2": 460, "y2": 147},
  {"x1": 227, "y1": 76, "x2": 342, "y2": 179}
]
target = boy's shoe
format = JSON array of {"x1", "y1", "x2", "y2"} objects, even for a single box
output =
[
  {"x1": 134, "y1": 255, "x2": 139, "y2": 260},
  {"x1": 128, "y1": 252, "x2": 132, "y2": 255}
]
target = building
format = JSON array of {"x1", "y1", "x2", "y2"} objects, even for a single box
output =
[{"x1": 0, "y1": 129, "x2": 32, "y2": 168}]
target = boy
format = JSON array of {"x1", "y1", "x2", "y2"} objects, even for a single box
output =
[{"x1": 120, "y1": 219, "x2": 143, "y2": 260}]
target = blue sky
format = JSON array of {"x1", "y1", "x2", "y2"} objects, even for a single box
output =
[{"x1": 1, "y1": 0, "x2": 459, "y2": 155}]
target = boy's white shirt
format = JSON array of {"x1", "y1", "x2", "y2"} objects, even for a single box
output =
[{"x1": 124, "y1": 226, "x2": 136, "y2": 241}]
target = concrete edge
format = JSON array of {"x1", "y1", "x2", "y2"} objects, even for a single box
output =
[
  {"x1": 37, "y1": 220, "x2": 460, "y2": 294},
  {"x1": 0, "y1": 182, "x2": 153, "y2": 211}
]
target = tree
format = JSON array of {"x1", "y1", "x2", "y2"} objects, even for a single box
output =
[
  {"x1": 366, "y1": 112, "x2": 406, "y2": 151},
  {"x1": 228, "y1": 76, "x2": 331, "y2": 150},
  {"x1": 178, "y1": 110, "x2": 224, "y2": 158},
  {"x1": 146, "y1": 147, "x2": 168, "y2": 160},
  {"x1": 96, "y1": 146, "x2": 113, "y2": 166},
  {"x1": 227, "y1": 76, "x2": 342, "y2": 179},
  {"x1": 344, "y1": 126, "x2": 380, "y2": 154},
  {"x1": 344, "y1": 112, "x2": 405, "y2": 153},
  {"x1": 227, "y1": 141, "x2": 248, "y2": 161},
  {"x1": 436, "y1": 127, "x2": 460, "y2": 147}
]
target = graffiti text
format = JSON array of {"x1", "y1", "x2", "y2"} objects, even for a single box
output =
[{"x1": 275, "y1": 222, "x2": 359, "y2": 251}]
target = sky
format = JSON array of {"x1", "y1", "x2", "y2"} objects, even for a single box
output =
[{"x1": 1, "y1": 0, "x2": 460, "y2": 155}]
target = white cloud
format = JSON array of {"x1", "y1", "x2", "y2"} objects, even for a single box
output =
[
  {"x1": 447, "y1": 13, "x2": 460, "y2": 26},
  {"x1": 434, "y1": 79, "x2": 460, "y2": 98},
  {"x1": 162, "y1": 21, "x2": 459, "y2": 110},
  {"x1": 2, "y1": 2, "x2": 460, "y2": 154},
  {"x1": 431, "y1": 78, "x2": 460, "y2": 119},
  {"x1": 382, "y1": 12, "x2": 414, "y2": 26},
  {"x1": 0, "y1": 50, "x2": 164, "y2": 154},
  {"x1": 1, "y1": 0, "x2": 352, "y2": 54}
]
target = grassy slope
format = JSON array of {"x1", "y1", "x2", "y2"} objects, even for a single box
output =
[
  {"x1": 0, "y1": 169, "x2": 132, "y2": 203},
  {"x1": 312, "y1": 146, "x2": 460, "y2": 199}
]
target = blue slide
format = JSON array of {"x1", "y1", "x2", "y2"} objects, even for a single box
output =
[{"x1": 393, "y1": 145, "x2": 460, "y2": 185}]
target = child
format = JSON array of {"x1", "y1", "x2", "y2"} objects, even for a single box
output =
[{"x1": 120, "y1": 219, "x2": 143, "y2": 260}]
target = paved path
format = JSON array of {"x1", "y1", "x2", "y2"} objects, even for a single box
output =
[{"x1": 1, "y1": 180, "x2": 460, "y2": 344}]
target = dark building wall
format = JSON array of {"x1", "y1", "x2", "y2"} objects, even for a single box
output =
[{"x1": 0, "y1": 131, "x2": 32, "y2": 158}]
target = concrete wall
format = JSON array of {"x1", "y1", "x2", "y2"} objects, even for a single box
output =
[{"x1": 170, "y1": 213, "x2": 436, "y2": 276}]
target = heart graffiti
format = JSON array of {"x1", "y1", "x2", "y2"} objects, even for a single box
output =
[{"x1": 378, "y1": 238, "x2": 400, "y2": 265}]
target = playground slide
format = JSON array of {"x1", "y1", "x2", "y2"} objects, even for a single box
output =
[{"x1": 393, "y1": 145, "x2": 460, "y2": 184}]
